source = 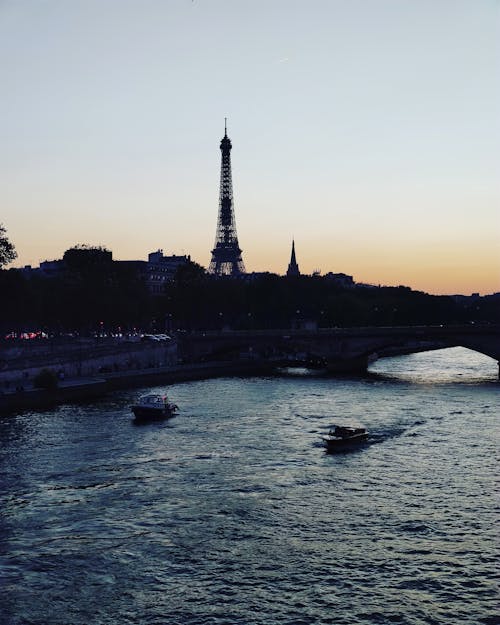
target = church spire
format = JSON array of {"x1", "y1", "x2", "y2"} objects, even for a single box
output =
[{"x1": 286, "y1": 239, "x2": 300, "y2": 277}]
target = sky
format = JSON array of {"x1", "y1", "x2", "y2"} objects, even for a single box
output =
[{"x1": 0, "y1": 0, "x2": 498, "y2": 295}]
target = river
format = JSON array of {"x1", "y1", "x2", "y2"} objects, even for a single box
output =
[{"x1": 1, "y1": 347, "x2": 498, "y2": 625}]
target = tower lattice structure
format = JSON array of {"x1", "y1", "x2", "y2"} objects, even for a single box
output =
[{"x1": 209, "y1": 121, "x2": 245, "y2": 276}]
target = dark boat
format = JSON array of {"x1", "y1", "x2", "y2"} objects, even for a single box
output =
[
  {"x1": 131, "y1": 394, "x2": 178, "y2": 422},
  {"x1": 321, "y1": 425, "x2": 369, "y2": 452}
]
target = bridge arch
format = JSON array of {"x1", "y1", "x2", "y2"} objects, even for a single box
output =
[{"x1": 179, "y1": 326, "x2": 500, "y2": 378}]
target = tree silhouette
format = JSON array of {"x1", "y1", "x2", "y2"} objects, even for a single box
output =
[
  {"x1": 1, "y1": 246, "x2": 497, "y2": 334},
  {"x1": 0, "y1": 224, "x2": 17, "y2": 268}
]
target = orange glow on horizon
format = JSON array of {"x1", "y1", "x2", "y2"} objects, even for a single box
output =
[{"x1": 8, "y1": 226, "x2": 499, "y2": 298}]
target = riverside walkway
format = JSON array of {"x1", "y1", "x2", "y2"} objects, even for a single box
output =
[{"x1": 0, "y1": 360, "x2": 269, "y2": 414}]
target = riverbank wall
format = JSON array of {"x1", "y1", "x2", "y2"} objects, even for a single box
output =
[
  {"x1": 0, "y1": 360, "x2": 271, "y2": 414},
  {"x1": 0, "y1": 338, "x2": 178, "y2": 387}
]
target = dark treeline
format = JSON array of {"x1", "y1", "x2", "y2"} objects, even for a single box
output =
[{"x1": 2, "y1": 253, "x2": 499, "y2": 335}]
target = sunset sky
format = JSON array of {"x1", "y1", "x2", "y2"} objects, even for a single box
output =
[{"x1": 1, "y1": 0, "x2": 498, "y2": 295}]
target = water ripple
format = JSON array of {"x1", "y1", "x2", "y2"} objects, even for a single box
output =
[{"x1": 1, "y1": 348, "x2": 498, "y2": 624}]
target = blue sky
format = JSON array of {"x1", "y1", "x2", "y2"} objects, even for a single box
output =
[{"x1": 0, "y1": 0, "x2": 498, "y2": 294}]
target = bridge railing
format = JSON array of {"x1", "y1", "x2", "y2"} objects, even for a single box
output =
[{"x1": 187, "y1": 325, "x2": 499, "y2": 339}]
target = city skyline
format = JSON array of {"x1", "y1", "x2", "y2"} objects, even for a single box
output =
[{"x1": 1, "y1": 1, "x2": 498, "y2": 295}]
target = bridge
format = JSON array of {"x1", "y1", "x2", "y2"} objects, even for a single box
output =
[{"x1": 178, "y1": 325, "x2": 500, "y2": 376}]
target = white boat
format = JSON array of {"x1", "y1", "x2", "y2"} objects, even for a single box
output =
[
  {"x1": 322, "y1": 425, "x2": 369, "y2": 452},
  {"x1": 131, "y1": 394, "x2": 178, "y2": 421}
]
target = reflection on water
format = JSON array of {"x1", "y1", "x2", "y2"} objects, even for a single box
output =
[
  {"x1": 370, "y1": 346, "x2": 498, "y2": 384},
  {"x1": 0, "y1": 347, "x2": 498, "y2": 624}
]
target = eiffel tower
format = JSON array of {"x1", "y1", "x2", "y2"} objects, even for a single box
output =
[{"x1": 208, "y1": 120, "x2": 245, "y2": 276}]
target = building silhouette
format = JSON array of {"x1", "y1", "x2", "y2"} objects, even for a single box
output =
[
  {"x1": 286, "y1": 240, "x2": 300, "y2": 277},
  {"x1": 25, "y1": 248, "x2": 190, "y2": 296},
  {"x1": 208, "y1": 120, "x2": 245, "y2": 276},
  {"x1": 144, "y1": 250, "x2": 190, "y2": 294}
]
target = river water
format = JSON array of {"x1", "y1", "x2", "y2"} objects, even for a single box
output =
[{"x1": 1, "y1": 347, "x2": 498, "y2": 625}]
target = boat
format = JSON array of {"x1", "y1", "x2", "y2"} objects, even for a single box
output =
[
  {"x1": 131, "y1": 394, "x2": 178, "y2": 421},
  {"x1": 322, "y1": 425, "x2": 369, "y2": 452}
]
